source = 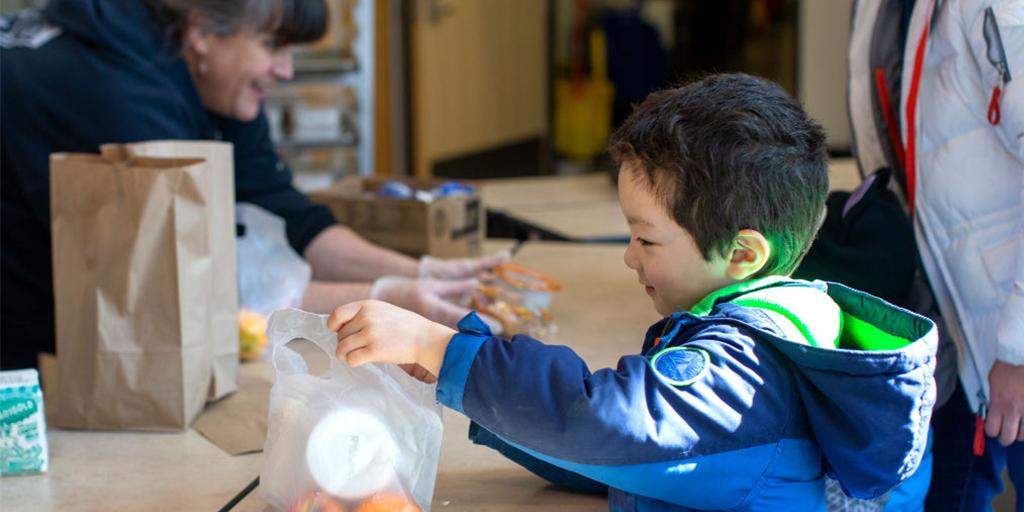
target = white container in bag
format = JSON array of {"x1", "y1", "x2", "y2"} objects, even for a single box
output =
[{"x1": 260, "y1": 309, "x2": 443, "y2": 511}]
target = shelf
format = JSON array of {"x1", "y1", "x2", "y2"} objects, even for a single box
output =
[{"x1": 293, "y1": 56, "x2": 358, "y2": 75}]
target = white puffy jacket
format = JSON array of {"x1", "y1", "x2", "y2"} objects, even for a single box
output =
[{"x1": 902, "y1": 0, "x2": 1024, "y2": 412}]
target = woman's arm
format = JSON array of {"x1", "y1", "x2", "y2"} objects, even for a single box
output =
[{"x1": 303, "y1": 225, "x2": 418, "y2": 282}]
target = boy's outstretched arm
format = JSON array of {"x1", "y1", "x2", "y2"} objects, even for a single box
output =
[
  {"x1": 329, "y1": 300, "x2": 607, "y2": 494},
  {"x1": 329, "y1": 301, "x2": 795, "y2": 509}
]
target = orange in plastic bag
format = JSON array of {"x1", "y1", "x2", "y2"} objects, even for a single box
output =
[
  {"x1": 290, "y1": 492, "x2": 347, "y2": 512},
  {"x1": 354, "y1": 492, "x2": 421, "y2": 512}
]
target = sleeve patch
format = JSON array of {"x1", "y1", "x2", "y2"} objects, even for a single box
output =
[{"x1": 650, "y1": 346, "x2": 710, "y2": 387}]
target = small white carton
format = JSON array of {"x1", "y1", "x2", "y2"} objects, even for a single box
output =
[{"x1": 0, "y1": 369, "x2": 48, "y2": 475}]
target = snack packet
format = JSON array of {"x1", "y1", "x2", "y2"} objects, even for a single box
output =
[{"x1": 468, "y1": 263, "x2": 560, "y2": 338}]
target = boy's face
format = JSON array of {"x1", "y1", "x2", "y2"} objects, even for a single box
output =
[{"x1": 618, "y1": 161, "x2": 732, "y2": 316}]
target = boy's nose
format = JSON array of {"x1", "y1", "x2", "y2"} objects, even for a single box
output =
[{"x1": 623, "y1": 243, "x2": 638, "y2": 270}]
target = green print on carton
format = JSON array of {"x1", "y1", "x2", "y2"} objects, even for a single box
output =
[{"x1": 1, "y1": 396, "x2": 39, "y2": 425}]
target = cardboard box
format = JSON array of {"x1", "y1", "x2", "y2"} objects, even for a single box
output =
[{"x1": 310, "y1": 176, "x2": 484, "y2": 258}]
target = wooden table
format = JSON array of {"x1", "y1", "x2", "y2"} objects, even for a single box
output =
[
  {"x1": 480, "y1": 158, "x2": 863, "y2": 242},
  {"x1": 482, "y1": 173, "x2": 628, "y2": 242},
  {"x1": 1, "y1": 241, "x2": 659, "y2": 511}
]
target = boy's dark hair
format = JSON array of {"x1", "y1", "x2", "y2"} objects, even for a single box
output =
[{"x1": 609, "y1": 73, "x2": 829, "y2": 277}]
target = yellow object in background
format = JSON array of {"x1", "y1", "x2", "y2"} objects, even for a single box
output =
[
  {"x1": 553, "y1": 28, "x2": 614, "y2": 161},
  {"x1": 238, "y1": 309, "x2": 269, "y2": 361}
]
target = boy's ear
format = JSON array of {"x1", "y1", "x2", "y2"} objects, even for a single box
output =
[{"x1": 726, "y1": 229, "x2": 770, "y2": 280}]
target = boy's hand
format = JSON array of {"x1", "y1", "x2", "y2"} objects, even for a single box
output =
[{"x1": 327, "y1": 300, "x2": 457, "y2": 382}]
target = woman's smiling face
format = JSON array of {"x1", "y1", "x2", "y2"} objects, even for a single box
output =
[{"x1": 188, "y1": 28, "x2": 294, "y2": 121}]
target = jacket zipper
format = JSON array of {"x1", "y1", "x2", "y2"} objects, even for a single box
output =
[{"x1": 983, "y1": 7, "x2": 1011, "y2": 126}]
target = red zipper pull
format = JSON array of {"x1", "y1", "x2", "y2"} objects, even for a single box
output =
[
  {"x1": 973, "y1": 402, "x2": 988, "y2": 457},
  {"x1": 988, "y1": 86, "x2": 1002, "y2": 125}
]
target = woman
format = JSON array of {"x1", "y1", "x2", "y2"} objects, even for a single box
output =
[{"x1": 0, "y1": 0, "x2": 502, "y2": 371}]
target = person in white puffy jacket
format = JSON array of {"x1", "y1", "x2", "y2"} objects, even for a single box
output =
[{"x1": 901, "y1": 0, "x2": 1023, "y2": 509}]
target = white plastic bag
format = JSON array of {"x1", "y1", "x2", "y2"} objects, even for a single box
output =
[
  {"x1": 236, "y1": 203, "x2": 312, "y2": 316},
  {"x1": 260, "y1": 308, "x2": 443, "y2": 511}
]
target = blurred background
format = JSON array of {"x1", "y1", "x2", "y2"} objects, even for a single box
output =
[
  {"x1": 370, "y1": 0, "x2": 853, "y2": 184},
  {"x1": 0, "y1": 0, "x2": 854, "y2": 189}
]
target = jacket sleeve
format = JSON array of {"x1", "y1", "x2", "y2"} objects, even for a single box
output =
[
  {"x1": 435, "y1": 313, "x2": 793, "y2": 507},
  {"x1": 218, "y1": 110, "x2": 337, "y2": 255},
  {"x1": 467, "y1": 421, "x2": 607, "y2": 493},
  {"x1": 961, "y1": 0, "x2": 1024, "y2": 364}
]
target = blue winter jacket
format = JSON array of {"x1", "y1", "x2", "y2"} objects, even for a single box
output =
[
  {"x1": 437, "y1": 277, "x2": 937, "y2": 511},
  {"x1": 0, "y1": 0, "x2": 335, "y2": 370}
]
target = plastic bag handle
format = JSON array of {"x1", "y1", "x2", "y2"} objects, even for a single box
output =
[{"x1": 266, "y1": 308, "x2": 340, "y2": 375}]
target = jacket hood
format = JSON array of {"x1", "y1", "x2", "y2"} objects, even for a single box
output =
[
  {"x1": 43, "y1": 0, "x2": 166, "y2": 62},
  {"x1": 699, "y1": 277, "x2": 937, "y2": 499}
]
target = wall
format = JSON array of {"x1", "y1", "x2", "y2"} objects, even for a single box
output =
[{"x1": 798, "y1": 0, "x2": 853, "y2": 151}]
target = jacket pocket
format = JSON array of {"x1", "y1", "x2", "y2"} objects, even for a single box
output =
[
  {"x1": 946, "y1": 206, "x2": 1020, "y2": 309},
  {"x1": 980, "y1": 235, "x2": 1017, "y2": 295},
  {"x1": 975, "y1": 3, "x2": 1024, "y2": 158}
]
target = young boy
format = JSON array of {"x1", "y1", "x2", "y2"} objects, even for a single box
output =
[{"x1": 327, "y1": 74, "x2": 937, "y2": 511}]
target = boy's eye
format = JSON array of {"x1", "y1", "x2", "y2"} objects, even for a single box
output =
[{"x1": 637, "y1": 237, "x2": 654, "y2": 246}]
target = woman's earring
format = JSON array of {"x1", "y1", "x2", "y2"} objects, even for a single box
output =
[{"x1": 198, "y1": 58, "x2": 208, "y2": 75}]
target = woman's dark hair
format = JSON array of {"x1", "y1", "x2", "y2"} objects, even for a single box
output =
[
  {"x1": 146, "y1": 0, "x2": 328, "y2": 47},
  {"x1": 609, "y1": 73, "x2": 829, "y2": 277},
  {"x1": 273, "y1": 0, "x2": 329, "y2": 46}
]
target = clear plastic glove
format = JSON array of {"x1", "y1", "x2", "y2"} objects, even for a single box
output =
[
  {"x1": 370, "y1": 276, "x2": 479, "y2": 327},
  {"x1": 418, "y1": 250, "x2": 512, "y2": 280}
]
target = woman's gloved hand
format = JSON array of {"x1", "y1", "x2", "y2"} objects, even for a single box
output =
[
  {"x1": 417, "y1": 250, "x2": 511, "y2": 280},
  {"x1": 370, "y1": 276, "x2": 478, "y2": 327},
  {"x1": 370, "y1": 276, "x2": 504, "y2": 332}
]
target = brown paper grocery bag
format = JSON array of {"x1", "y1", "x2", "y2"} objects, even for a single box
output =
[
  {"x1": 103, "y1": 141, "x2": 239, "y2": 401},
  {"x1": 50, "y1": 146, "x2": 233, "y2": 430}
]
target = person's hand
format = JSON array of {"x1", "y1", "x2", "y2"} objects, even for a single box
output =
[
  {"x1": 985, "y1": 359, "x2": 1024, "y2": 446},
  {"x1": 327, "y1": 300, "x2": 456, "y2": 382},
  {"x1": 418, "y1": 250, "x2": 511, "y2": 280},
  {"x1": 369, "y1": 276, "x2": 476, "y2": 327}
]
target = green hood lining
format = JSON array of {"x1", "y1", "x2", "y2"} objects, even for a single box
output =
[{"x1": 688, "y1": 277, "x2": 913, "y2": 351}]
